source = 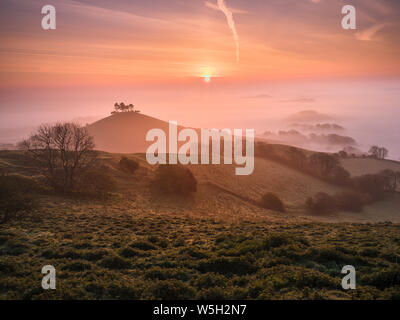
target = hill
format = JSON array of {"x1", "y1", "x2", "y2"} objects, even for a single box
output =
[
  {"x1": 1, "y1": 149, "x2": 399, "y2": 223},
  {"x1": 87, "y1": 112, "x2": 188, "y2": 154},
  {"x1": 1, "y1": 150, "x2": 400, "y2": 300},
  {"x1": 341, "y1": 158, "x2": 400, "y2": 177}
]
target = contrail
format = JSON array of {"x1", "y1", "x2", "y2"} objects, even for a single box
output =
[{"x1": 217, "y1": 0, "x2": 240, "y2": 63}]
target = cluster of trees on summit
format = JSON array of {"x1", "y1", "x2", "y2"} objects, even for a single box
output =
[{"x1": 111, "y1": 102, "x2": 140, "y2": 114}]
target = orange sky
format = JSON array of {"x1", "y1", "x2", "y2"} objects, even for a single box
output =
[{"x1": 0, "y1": 0, "x2": 399, "y2": 88}]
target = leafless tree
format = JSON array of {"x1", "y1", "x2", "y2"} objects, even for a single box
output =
[
  {"x1": 369, "y1": 146, "x2": 388, "y2": 160},
  {"x1": 18, "y1": 123, "x2": 95, "y2": 192}
]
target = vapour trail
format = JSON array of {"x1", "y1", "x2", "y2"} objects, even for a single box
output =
[{"x1": 217, "y1": 0, "x2": 240, "y2": 62}]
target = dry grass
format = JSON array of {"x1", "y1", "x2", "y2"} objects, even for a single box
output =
[
  {"x1": 1, "y1": 151, "x2": 400, "y2": 300},
  {"x1": 341, "y1": 158, "x2": 400, "y2": 177}
]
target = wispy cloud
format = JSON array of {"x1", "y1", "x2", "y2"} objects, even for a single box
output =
[
  {"x1": 214, "y1": 0, "x2": 240, "y2": 63},
  {"x1": 355, "y1": 23, "x2": 386, "y2": 41},
  {"x1": 278, "y1": 97, "x2": 316, "y2": 103},
  {"x1": 205, "y1": 1, "x2": 247, "y2": 14},
  {"x1": 242, "y1": 94, "x2": 273, "y2": 99}
]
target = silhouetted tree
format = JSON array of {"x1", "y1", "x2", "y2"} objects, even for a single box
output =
[
  {"x1": 353, "y1": 174, "x2": 388, "y2": 200},
  {"x1": 308, "y1": 153, "x2": 340, "y2": 178},
  {"x1": 18, "y1": 123, "x2": 95, "y2": 193},
  {"x1": 379, "y1": 169, "x2": 399, "y2": 192},
  {"x1": 113, "y1": 102, "x2": 135, "y2": 113},
  {"x1": 369, "y1": 146, "x2": 388, "y2": 160}
]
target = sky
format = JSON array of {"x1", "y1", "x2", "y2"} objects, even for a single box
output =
[
  {"x1": 0, "y1": 0, "x2": 399, "y2": 157},
  {"x1": 1, "y1": 0, "x2": 399, "y2": 86}
]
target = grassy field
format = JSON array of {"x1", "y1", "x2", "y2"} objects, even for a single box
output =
[
  {"x1": 0, "y1": 150, "x2": 399, "y2": 299},
  {"x1": 342, "y1": 158, "x2": 400, "y2": 177}
]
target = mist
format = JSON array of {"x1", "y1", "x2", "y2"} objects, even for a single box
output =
[{"x1": 1, "y1": 78, "x2": 399, "y2": 159}]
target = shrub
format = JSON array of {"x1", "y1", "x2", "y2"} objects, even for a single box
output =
[
  {"x1": 119, "y1": 247, "x2": 140, "y2": 258},
  {"x1": 352, "y1": 174, "x2": 387, "y2": 200},
  {"x1": 147, "y1": 280, "x2": 195, "y2": 300},
  {"x1": 144, "y1": 267, "x2": 171, "y2": 280},
  {"x1": 151, "y1": 165, "x2": 197, "y2": 196},
  {"x1": 197, "y1": 287, "x2": 227, "y2": 300},
  {"x1": 119, "y1": 157, "x2": 139, "y2": 174},
  {"x1": 83, "y1": 249, "x2": 108, "y2": 261},
  {"x1": 0, "y1": 261, "x2": 16, "y2": 274},
  {"x1": 197, "y1": 257, "x2": 257, "y2": 276},
  {"x1": 362, "y1": 267, "x2": 400, "y2": 289},
  {"x1": 129, "y1": 240, "x2": 157, "y2": 251},
  {"x1": 263, "y1": 233, "x2": 292, "y2": 249},
  {"x1": 333, "y1": 192, "x2": 366, "y2": 212},
  {"x1": 305, "y1": 192, "x2": 335, "y2": 215},
  {"x1": 74, "y1": 166, "x2": 115, "y2": 197},
  {"x1": 192, "y1": 273, "x2": 226, "y2": 289},
  {"x1": 107, "y1": 284, "x2": 140, "y2": 299},
  {"x1": 100, "y1": 254, "x2": 131, "y2": 269},
  {"x1": 260, "y1": 193, "x2": 285, "y2": 212},
  {"x1": 0, "y1": 174, "x2": 38, "y2": 223},
  {"x1": 63, "y1": 261, "x2": 92, "y2": 272}
]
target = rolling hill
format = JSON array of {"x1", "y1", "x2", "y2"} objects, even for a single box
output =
[{"x1": 87, "y1": 112, "x2": 188, "y2": 154}]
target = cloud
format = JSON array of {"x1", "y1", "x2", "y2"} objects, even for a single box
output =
[
  {"x1": 205, "y1": 1, "x2": 247, "y2": 14},
  {"x1": 278, "y1": 97, "x2": 316, "y2": 103},
  {"x1": 355, "y1": 23, "x2": 386, "y2": 41},
  {"x1": 243, "y1": 94, "x2": 273, "y2": 99},
  {"x1": 213, "y1": 0, "x2": 240, "y2": 63}
]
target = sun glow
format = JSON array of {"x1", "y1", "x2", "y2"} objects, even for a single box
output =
[{"x1": 204, "y1": 75, "x2": 211, "y2": 82}]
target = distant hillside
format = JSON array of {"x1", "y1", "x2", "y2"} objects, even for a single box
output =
[
  {"x1": 285, "y1": 110, "x2": 334, "y2": 123},
  {"x1": 341, "y1": 158, "x2": 400, "y2": 177},
  {"x1": 87, "y1": 112, "x2": 187, "y2": 153}
]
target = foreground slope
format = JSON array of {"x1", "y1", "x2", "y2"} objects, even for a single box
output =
[{"x1": 1, "y1": 150, "x2": 400, "y2": 300}]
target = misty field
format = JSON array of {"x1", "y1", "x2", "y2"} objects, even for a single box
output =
[
  {"x1": 1, "y1": 150, "x2": 400, "y2": 300},
  {"x1": 1, "y1": 203, "x2": 399, "y2": 299}
]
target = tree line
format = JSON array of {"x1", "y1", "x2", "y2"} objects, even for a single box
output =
[
  {"x1": 111, "y1": 102, "x2": 140, "y2": 114},
  {"x1": 255, "y1": 142, "x2": 400, "y2": 214}
]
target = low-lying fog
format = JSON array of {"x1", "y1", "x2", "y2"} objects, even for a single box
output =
[{"x1": 1, "y1": 78, "x2": 399, "y2": 160}]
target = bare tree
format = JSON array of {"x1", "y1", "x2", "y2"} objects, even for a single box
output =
[
  {"x1": 19, "y1": 123, "x2": 95, "y2": 192},
  {"x1": 369, "y1": 146, "x2": 388, "y2": 160}
]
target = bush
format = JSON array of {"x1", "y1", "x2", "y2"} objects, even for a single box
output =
[
  {"x1": 0, "y1": 174, "x2": 38, "y2": 223},
  {"x1": 260, "y1": 193, "x2": 285, "y2": 212},
  {"x1": 100, "y1": 254, "x2": 131, "y2": 269},
  {"x1": 129, "y1": 240, "x2": 157, "y2": 251},
  {"x1": 106, "y1": 284, "x2": 140, "y2": 299},
  {"x1": 74, "y1": 166, "x2": 115, "y2": 197},
  {"x1": 362, "y1": 267, "x2": 400, "y2": 289},
  {"x1": 151, "y1": 165, "x2": 197, "y2": 196},
  {"x1": 263, "y1": 233, "x2": 292, "y2": 249},
  {"x1": 119, "y1": 157, "x2": 139, "y2": 174},
  {"x1": 333, "y1": 192, "x2": 366, "y2": 212},
  {"x1": 306, "y1": 192, "x2": 335, "y2": 215},
  {"x1": 63, "y1": 261, "x2": 92, "y2": 272},
  {"x1": 306, "y1": 191, "x2": 369, "y2": 215},
  {"x1": 147, "y1": 280, "x2": 195, "y2": 300},
  {"x1": 197, "y1": 257, "x2": 257, "y2": 276},
  {"x1": 352, "y1": 174, "x2": 387, "y2": 200},
  {"x1": 119, "y1": 247, "x2": 140, "y2": 258}
]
